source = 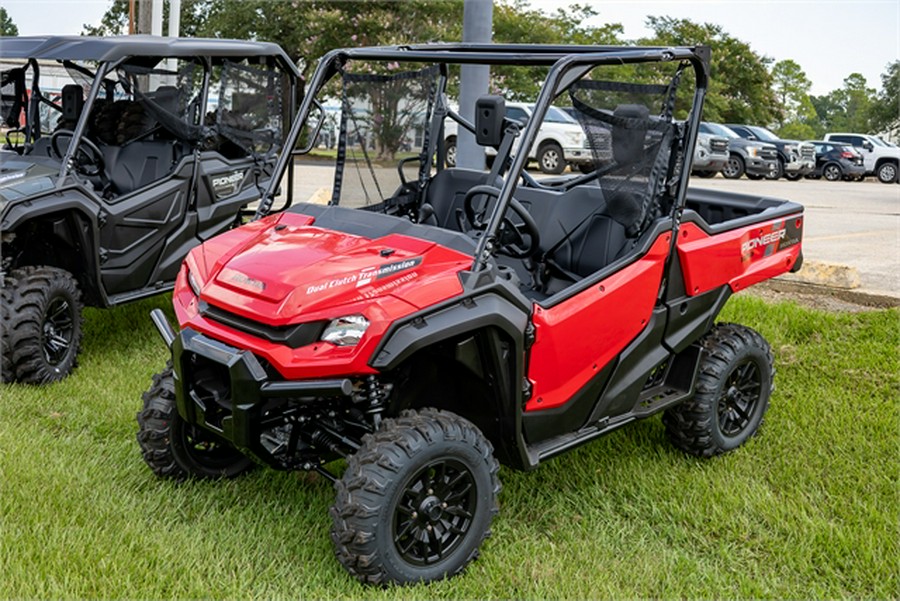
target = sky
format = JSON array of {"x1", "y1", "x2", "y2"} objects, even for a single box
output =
[{"x1": 2, "y1": 0, "x2": 898, "y2": 95}]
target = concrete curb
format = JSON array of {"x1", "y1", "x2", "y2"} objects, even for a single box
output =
[{"x1": 779, "y1": 259, "x2": 861, "y2": 289}]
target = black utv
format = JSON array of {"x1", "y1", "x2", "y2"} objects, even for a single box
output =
[{"x1": 0, "y1": 36, "x2": 300, "y2": 383}]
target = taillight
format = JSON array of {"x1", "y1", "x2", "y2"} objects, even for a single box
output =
[{"x1": 840, "y1": 151, "x2": 855, "y2": 159}]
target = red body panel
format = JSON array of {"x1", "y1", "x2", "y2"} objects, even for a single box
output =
[
  {"x1": 173, "y1": 211, "x2": 472, "y2": 380},
  {"x1": 525, "y1": 234, "x2": 672, "y2": 412},
  {"x1": 677, "y1": 215, "x2": 803, "y2": 296}
]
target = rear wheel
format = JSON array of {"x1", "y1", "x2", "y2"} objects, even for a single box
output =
[
  {"x1": 331, "y1": 408, "x2": 500, "y2": 585},
  {"x1": 136, "y1": 364, "x2": 254, "y2": 479},
  {"x1": 537, "y1": 142, "x2": 565, "y2": 174},
  {"x1": 1, "y1": 266, "x2": 83, "y2": 384},
  {"x1": 745, "y1": 173, "x2": 764, "y2": 180},
  {"x1": 823, "y1": 163, "x2": 843, "y2": 181},
  {"x1": 876, "y1": 161, "x2": 898, "y2": 184},
  {"x1": 784, "y1": 172, "x2": 802, "y2": 181},
  {"x1": 663, "y1": 323, "x2": 774, "y2": 457},
  {"x1": 721, "y1": 155, "x2": 745, "y2": 179}
]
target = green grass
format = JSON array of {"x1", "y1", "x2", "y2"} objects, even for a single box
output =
[{"x1": 1, "y1": 294, "x2": 897, "y2": 599}]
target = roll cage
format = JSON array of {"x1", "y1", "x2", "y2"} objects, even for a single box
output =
[{"x1": 258, "y1": 43, "x2": 710, "y2": 271}]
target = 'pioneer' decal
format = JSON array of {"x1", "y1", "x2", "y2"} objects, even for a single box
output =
[
  {"x1": 211, "y1": 170, "x2": 246, "y2": 198},
  {"x1": 741, "y1": 218, "x2": 802, "y2": 263},
  {"x1": 741, "y1": 229, "x2": 786, "y2": 255}
]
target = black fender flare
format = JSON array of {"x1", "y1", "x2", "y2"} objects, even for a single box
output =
[{"x1": 370, "y1": 293, "x2": 528, "y2": 371}]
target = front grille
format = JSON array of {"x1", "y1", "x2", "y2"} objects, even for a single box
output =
[
  {"x1": 200, "y1": 301, "x2": 327, "y2": 349},
  {"x1": 709, "y1": 138, "x2": 729, "y2": 153},
  {"x1": 760, "y1": 147, "x2": 778, "y2": 160},
  {"x1": 799, "y1": 144, "x2": 815, "y2": 160}
]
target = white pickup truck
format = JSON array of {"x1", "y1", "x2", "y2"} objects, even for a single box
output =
[
  {"x1": 824, "y1": 133, "x2": 899, "y2": 183},
  {"x1": 444, "y1": 102, "x2": 596, "y2": 174}
]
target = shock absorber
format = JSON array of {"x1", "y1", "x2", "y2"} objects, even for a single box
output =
[{"x1": 364, "y1": 375, "x2": 390, "y2": 429}]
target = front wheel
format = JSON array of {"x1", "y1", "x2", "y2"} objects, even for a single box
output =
[
  {"x1": 784, "y1": 172, "x2": 803, "y2": 181},
  {"x1": 1, "y1": 266, "x2": 83, "y2": 384},
  {"x1": 877, "y1": 161, "x2": 898, "y2": 184},
  {"x1": 136, "y1": 364, "x2": 254, "y2": 479},
  {"x1": 766, "y1": 158, "x2": 784, "y2": 180},
  {"x1": 331, "y1": 408, "x2": 500, "y2": 585},
  {"x1": 663, "y1": 323, "x2": 774, "y2": 457},
  {"x1": 721, "y1": 155, "x2": 745, "y2": 179},
  {"x1": 537, "y1": 142, "x2": 565, "y2": 174},
  {"x1": 444, "y1": 137, "x2": 457, "y2": 168}
]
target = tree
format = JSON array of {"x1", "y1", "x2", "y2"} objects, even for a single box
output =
[
  {"x1": 640, "y1": 17, "x2": 778, "y2": 125},
  {"x1": 868, "y1": 60, "x2": 900, "y2": 134},
  {"x1": 819, "y1": 73, "x2": 877, "y2": 133},
  {"x1": 770, "y1": 59, "x2": 816, "y2": 131},
  {"x1": 1, "y1": 7, "x2": 19, "y2": 36}
]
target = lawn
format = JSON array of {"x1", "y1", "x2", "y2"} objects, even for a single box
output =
[{"x1": 1, "y1": 294, "x2": 897, "y2": 599}]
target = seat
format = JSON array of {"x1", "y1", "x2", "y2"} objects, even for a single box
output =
[
  {"x1": 419, "y1": 168, "x2": 498, "y2": 231},
  {"x1": 106, "y1": 141, "x2": 175, "y2": 196}
]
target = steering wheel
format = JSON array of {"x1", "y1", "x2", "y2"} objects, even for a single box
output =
[
  {"x1": 463, "y1": 185, "x2": 540, "y2": 258},
  {"x1": 50, "y1": 129, "x2": 105, "y2": 177}
]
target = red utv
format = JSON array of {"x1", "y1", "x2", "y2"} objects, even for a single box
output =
[{"x1": 137, "y1": 44, "x2": 803, "y2": 585}]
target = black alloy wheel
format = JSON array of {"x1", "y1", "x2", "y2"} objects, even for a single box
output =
[
  {"x1": 137, "y1": 363, "x2": 255, "y2": 479},
  {"x1": 663, "y1": 323, "x2": 774, "y2": 457},
  {"x1": 1, "y1": 266, "x2": 83, "y2": 384},
  {"x1": 392, "y1": 458, "x2": 477, "y2": 566},
  {"x1": 716, "y1": 359, "x2": 762, "y2": 436},
  {"x1": 331, "y1": 408, "x2": 500, "y2": 585}
]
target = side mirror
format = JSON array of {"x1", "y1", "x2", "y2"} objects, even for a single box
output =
[
  {"x1": 475, "y1": 95, "x2": 505, "y2": 147},
  {"x1": 862, "y1": 140, "x2": 874, "y2": 152},
  {"x1": 294, "y1": 100, "x2": 326, "y2": 155}
]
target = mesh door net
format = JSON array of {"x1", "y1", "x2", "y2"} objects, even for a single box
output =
[
  {"x1": 332, "y1": 65, "x2": 440, "y2": 209},
  {"x1": 566, "y1": 63, "x2": 686, "y2": 237}
]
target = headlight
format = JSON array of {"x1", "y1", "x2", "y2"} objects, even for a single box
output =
[
  {"x1": 747, "y1": 145, "x2": 761, "y2": 157},
  {"x1": 784, "y1": 144, "x2": 797, "y2": 153},
  {"x1": 321, "y1": 315, "x2": 370, "y2": 346},
  {"x1": 187, "y1": 269, "x2": 202, "y2": 296},
  {"x1": 564, "y1": 132, "x2": 584, "y2": 146}
]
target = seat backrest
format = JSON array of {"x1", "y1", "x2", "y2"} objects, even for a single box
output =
[
  {"x1": 421, "y1": 168, "x2": 496, "y2": 231},
  {"x1": 107, "y1": 141, "x2": 174, "y2": 196}
]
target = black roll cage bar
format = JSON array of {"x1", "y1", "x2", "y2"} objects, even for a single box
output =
[{"x1": 262, "y1": 43, "x2": 710, "y2": 271}]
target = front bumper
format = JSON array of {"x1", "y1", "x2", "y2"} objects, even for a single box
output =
[
  {"x1": 163, "y1": 320, "x2": 353, "y2": 468},
  {"x1": 745, "y1": 157, "x2": 778, "y2": 177},
  {"x1": 692, "y1": 150, "x2": 729, "y2": 171},
  {"x1": 563, "y1": 146, "x2": 595, "y2": 165},
  {"x1": 784, "y1": 158, "x2": 816, "y2": 176}
]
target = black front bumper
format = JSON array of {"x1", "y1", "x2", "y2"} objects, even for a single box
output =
[{"x1": 167, "y1": 323, "x2": 353, "y2": 468}]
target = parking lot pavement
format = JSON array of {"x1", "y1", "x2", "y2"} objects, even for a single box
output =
[
  {"x1": 279, "y1": 161, "x2": 900, "y2": 299},
  {"x1": 688, "y1": 176, "x2": 900, "y2": 298}
]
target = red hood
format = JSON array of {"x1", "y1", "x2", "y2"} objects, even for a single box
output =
[{"x1": 194, "y1": 212, "x2": 472, "y2": 325}]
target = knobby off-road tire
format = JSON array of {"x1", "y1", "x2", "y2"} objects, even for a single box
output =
[
  {"x1": 136, "y1": 363, "x2": 254, "y2": 480},
  {"x1": 331, "y1": 408, "x2": 501, "y2": 585},
  {"x1": 663, "y1": 323, "x2": 774, "y2": 457},
  {"x1": 1, "y1": 266, "x2": 83, "y2": 384}
]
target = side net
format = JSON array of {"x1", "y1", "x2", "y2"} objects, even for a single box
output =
[
  {"x1": 566, "y1": 62, "x2": 688, "y2": 237},
  {"x1": 213, "y1": 59, "x2": 286, "y2": 159},
  {"x1": 332, "y1": 65, "x2": 440, "y2": 209}
]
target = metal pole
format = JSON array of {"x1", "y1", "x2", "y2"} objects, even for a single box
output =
[
  {"x1": 168, "y1": 0, "x2": 181, "y2": 37},
  {"x1": 457, "y1": 0, "x2": 493, "y2": 170},
  {"x1": 151, "y1": 0, "x2": 164, "y2": 36}
]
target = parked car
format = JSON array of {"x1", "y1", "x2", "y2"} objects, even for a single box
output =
[
  {"x1": 0, "y1": 35, "x2": 301, "y2": 383},
  {"x1": 137, "y1": 43, "x2": 804, "y2": 586},
  {"x1": 444, "y1": 102, "x2": 594, "y2": 174},
  {"x1": 725, "y1": 124, "x2": 816, "y2": 180},
  {"x1": 698, "y1": 122, "x2": 778, "y2": 179},
  {"x1": 823, "y1": 132, "x2": 900, "y2": 183},
  {"x1": 807, "y1": 140, "x2": 866, "y2": 181},
  {"x1": 690, "y1": 129, "x2": 729, "y2": 177}
]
